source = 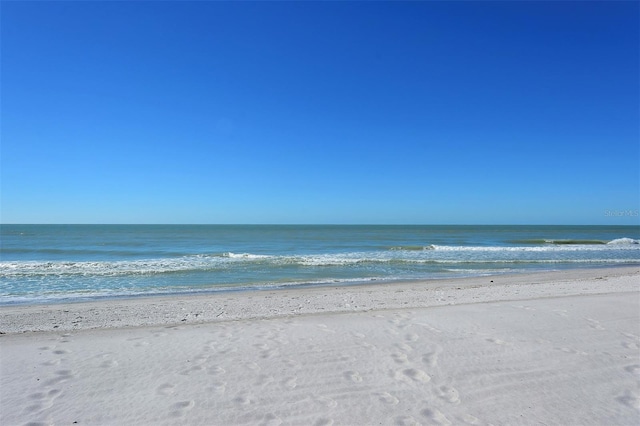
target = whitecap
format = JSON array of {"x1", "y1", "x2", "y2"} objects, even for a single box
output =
[{"x1": 607, "y1": 238, "x2": 639, "y2": 245}]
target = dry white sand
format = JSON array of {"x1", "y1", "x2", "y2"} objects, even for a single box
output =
[{"x1": 1, "y1": 267, "x2": 639, "y2": 425}]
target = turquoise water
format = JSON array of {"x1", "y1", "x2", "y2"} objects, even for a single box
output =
[{"x1": 1, "y1": 225, "x2": 638, "y2": 305}]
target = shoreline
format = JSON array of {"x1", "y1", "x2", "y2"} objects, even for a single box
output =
[
  {"x1": 1, "y1": 266, "x2": 639, "y2": 425},
  {"x1": 3, "y1": 262, "x2": 639, "y2": 308},
  {"x1": 2, "y1": 265, "x2": 638, "y2": 334}
]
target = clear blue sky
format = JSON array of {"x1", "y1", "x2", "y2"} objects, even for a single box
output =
[{"x1": 2, "y1": 1, "x2": 638, "y2": 225}]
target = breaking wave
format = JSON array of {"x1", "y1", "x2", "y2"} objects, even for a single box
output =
[
  {"x1": 509, "y1": 237, "x2": 638, "y2": 245},
  {"x1": 2, "y1": 242, "x2": 639, "y2": 278}
]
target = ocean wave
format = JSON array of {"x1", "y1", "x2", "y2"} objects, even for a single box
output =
[
  {"x1": 389, "y1": 246, "x2": 431, "y2": 251},
  {"x1": 1, "y1": 252, "x2": 638, "y2": 277},
  {"x1": 607, "y1": 237, "x2": 639, "y2": 245},
  {"x1": 509, "y1": 239, "x2": 605, "y2": 245},
  {"x1": 419, "y1": 244, "x2": 640, "y2": 252},
  {"x1": 509, "y1": 237, "x2": 638, "y2": 245},
  {"x1": 221, "y1": 252, "x2": 273, "y2": 259},
  {"x1": 385, "y1": 238, "x2": 640, "y2": 252},
  {"x1": 2, "y1": 241, "x2": 639, "y2": 278},
  {"x1": 0, "y1": 256, "x2": 229, "y2": 277}
]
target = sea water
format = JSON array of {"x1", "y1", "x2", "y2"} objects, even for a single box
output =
[{"x1": 1, "y1": 225, "x2": 638, "y2": 305}]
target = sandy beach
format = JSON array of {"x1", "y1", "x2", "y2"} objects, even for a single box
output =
[{"x1": 1, "y1": 267, "x2": 639, "y2": 425}]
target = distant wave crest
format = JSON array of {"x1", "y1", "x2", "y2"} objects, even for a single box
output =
[
  {"x1": 607, "y1": 237, "x2": 639, "y2": 245},
  {"x1": 509, "y1": 237, "x2": 638, "y2": 246},
  {"x1": 2, "y1": 243, "x2": 639, "y2": 278}
]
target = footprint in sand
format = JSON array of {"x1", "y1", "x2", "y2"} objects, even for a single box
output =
[
  {"x1": 207, "y1": 381, "x2": 226, "y2": 393},
  {"x1": 405, "y1": 368, "x2": 431, "y2": 383},
  {"x1": 555, "y1": 347, "x2": 588, "y2": 356},
  {"x1": 385, "y1": 327, "x2": 401, "y2": 336},
  {"x1": 256, "y1": 374, "x2": 275, "y2": 386},
  {"x1": 422, "y1": 352, "x2": 439, "y2": 367},
  {"x1": 390, "y1": 321, "x2": 409, "y2": 330},
  {"x1": 207, "y1": 366, "x2": 226, "y2": 375},
  {"x1": 416, "y1": 322, "x2": 442, "y2": 334},
  {"x1": 192, "y1": 354, "x2": 210, "y2": 365},
  {"x1": 259, "y1": 413, "x2": 283, "y2": 426},
  {"x1": 375, "y1": 391, "x2": 400, "y2": 405},
  {"x1": 245, "y1": 362, "x2": 261, "y2": 372},
  {"x1": 218, "y1": 346, "x2": 239, "y2": 355},
  {"x1": 314, "y1": 396, "x2": 338, "y2": 408},
  {"x1": 393, "y1": 368, "x2": 431, "y2": 383},
  {"x1": 272, "y1": 336, "x2": 289, "y2": 345},
  {"x1": 395, "y1": 343, "x2": 414, "y2": 353},
  {"x1": 392, "y1": 353, "x2": 409, "y2": 364},
  {"x1": 170, "y1": 400, "x2": 195, "y2": 417},
  {"x1": 405, "y1": 333, "x2": 419, "y2": 342},
  {"x1": 314, "y1": 418, "x2": 334, "y2": 426},
  {"x1": 435, "y1": 385, "x2": 460, "y2": 404},
  {"x1": 394, "y1": 415, "x2": 420, "y2": 426},
  {"x1": 180, "y1": 365, "x2": 205, "y2": 376},
  {"x1": 44, "y1": 370, "x2": 75, "y2": 386},
  {"x1": 100, "y1": 359, "x2": 118, "y2": 368},
  {"x1": 421, "y1": 408, "x2": 452, "y2": 425},
  {"x1": 358, "y1": 341, "x2": 377, "y2": 350},
  {"x1": 260, "y1": 348, "x2": 279, "y2": 359},
  {"x1": 283, "y1": 358, "x2": 301, "y2": 369},
  {"x1": 344, "y1": 370, "x2": 363, "y2": 383},
  {"x1": 624, "y1": 364, "x2": 640, "y2": 376},
  {"x1": 462, "y1": 414, "x2": 481, "y2": 424},
  {"x1": 234, "y1": 393, "x2": 252, "y2": 406},
  {"x1": 587, "y1": 318, "x2": 605, "y2": 331},
  {"x1": 616, "y1": 390, "x2": 640, "y2": 411},
  {"x1": 24, "y1": 389, "x2": 62, "y2": 414},
  {"x1": 28, "y1": 392, "x2": 49, "y2": 401},
  {"x1": 157, "y1": 383, "x2": 176, "y2": 396},
  {"x1": 339, "y1": 354, "x2": 357, "y2": 363}
]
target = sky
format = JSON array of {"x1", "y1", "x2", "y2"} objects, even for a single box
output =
[{"x1": 1, "y1": 1, "x2": 638, "y2": 225}]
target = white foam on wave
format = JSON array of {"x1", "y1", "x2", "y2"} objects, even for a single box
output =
[
  {"x1": 0, "y1": 255, "x2": 231, "y2": 277},
  {"x1": 2, "y1": 241, "x2": 639, "y2": 278},
  {"x1": 222, "y1": 252, "x2": 272, "y2": 260},
  {"x1": 607, "y1": 237, "x2": 639, "y2": 245},
  {"x1": 426, "y1": 243, "x2": 640, "y2": 252}
]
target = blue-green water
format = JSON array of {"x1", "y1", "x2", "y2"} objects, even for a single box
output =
[{"x1": 1, "y1": 225, "x2": 638, "y2": 305}]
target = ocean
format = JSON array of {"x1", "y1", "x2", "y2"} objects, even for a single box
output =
[{"x1": 1, "y1": 225, "x2": 638, "y2": 305}]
